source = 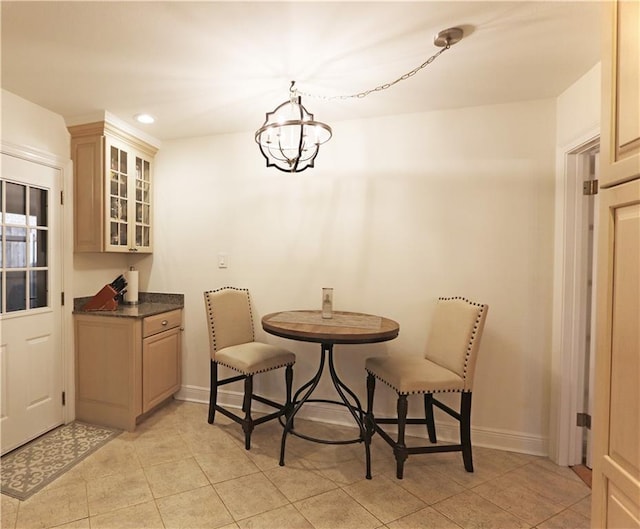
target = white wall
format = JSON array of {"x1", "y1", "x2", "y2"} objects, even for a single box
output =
[
  {"x1": 150, "y1": 98, "x2": 557, "y2": 454},
  {"x1": 1, "y1": 90, "x2": 69, "y2": 158}
]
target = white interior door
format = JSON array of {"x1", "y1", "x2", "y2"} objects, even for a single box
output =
[{"x1": 1, "y1": 153, "x2": 63, "y2": 455}]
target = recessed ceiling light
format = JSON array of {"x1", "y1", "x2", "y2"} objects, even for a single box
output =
[{"x1": 134, "y1": 113, "x2": 155, "y2": 124}]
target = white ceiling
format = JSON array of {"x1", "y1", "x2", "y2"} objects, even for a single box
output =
[{"x1": 1, "y1": 1, "x2": 602, "y2": 142}]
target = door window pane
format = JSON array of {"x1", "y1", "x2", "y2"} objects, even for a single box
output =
[
  {"x1": 5, "y1": 227, "x2": 27, "y2": 267},
  {"x1": 5, "y1": 182, "x2": 26, "y2": 225},
  {"x1": 30, "y1": 270, "x2": 48, "y2": 309},
  {"x1": 30, "y1": 229, "x2": 48, "y2": 267},
  {"x1": 29, "y1": 187, "x2": 47, "y2": 227},
  {"x1": 6, "y1": 270, "x2": 26, "y2": 312}
]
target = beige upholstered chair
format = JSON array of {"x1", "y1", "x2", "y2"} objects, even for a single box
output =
[
  {"x1": 365, "y1": 296, "x2": 488, "y2": 479},
  {"x1": 204, "y1": 287, "x2": 295, "y2": 450}
]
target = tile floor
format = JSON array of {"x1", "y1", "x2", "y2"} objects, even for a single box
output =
[{"x1": 1, "y1": 400, "x2": 591, "y2": 529}]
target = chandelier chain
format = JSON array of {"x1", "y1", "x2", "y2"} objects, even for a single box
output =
[{"x1": 298, "y1": 43, "x2": 450, "y2": 101}]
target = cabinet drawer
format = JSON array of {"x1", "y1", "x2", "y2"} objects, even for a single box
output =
[{"x1": 143, "y1": 309, "x2": 182, "y2": 337}]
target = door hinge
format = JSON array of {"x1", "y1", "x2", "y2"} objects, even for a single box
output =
[
  {"x1": 62, "y1": 391, "x2": 66, "y2": 406},
  {"x1": 61, "y1": 292, "x2": 65, "y2": 306},
  {"x1": 577, "y1": 412, "x2": 591, "y2": 429},
  {"x1": 60, "y1": 190, "x2": 64, "y2": 205},
  {"x1": 583, "y1": 179, "x2": 598, "y2": 196}
]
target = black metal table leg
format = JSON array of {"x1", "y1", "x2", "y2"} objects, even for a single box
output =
[{"x1": 279, "y1": 342, "x2": 370, "y2": 474}]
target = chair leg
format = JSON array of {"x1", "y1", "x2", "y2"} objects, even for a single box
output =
[
  {"x1": 365, "y1": 373, "x2": 376, "y2": 479},
  {"x1": 395, "y1": 394, "x2": 409, "y2": 479},
  {"x1": 208, "y1": 360, "x2": 218, "y2": 424},
  {"x1": 243, "y1": 375, "x2": 254, "y2": 450},
  {"x1": 460, "y1": 392, "x2": 473, "y2": 472},
  {"x1": 424, "y1": 393, "x2": 437, "y2": 443},
  {"x1": 284, "y1": 364, "x2": 293, "y2": 422}
]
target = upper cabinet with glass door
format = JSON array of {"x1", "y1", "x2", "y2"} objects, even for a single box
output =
[{"x1": 68, "y1": 118, "x2": 159, "y2": 253}]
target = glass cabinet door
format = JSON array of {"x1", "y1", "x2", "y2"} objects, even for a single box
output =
[
  {"x1": 105, "y1": 138, "x2": 152, "y2": 253},
  {"x1": 108, "y1": 144, "x2": 129, "y2": 250},
  {"x1": 134, "y1": 156, "x2": 152, "y2": 250}
]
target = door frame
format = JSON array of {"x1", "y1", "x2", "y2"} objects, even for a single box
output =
[
  {"x1": 1, "y1": 140, "x2": 75, "y2": 426},
  {"x1": 550, "y1": 131, "x2": 599, "y2": 466}
]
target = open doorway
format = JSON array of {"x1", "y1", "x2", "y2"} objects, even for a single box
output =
[{"x1": 551, "y1": 135, "x2": 599, "y2": 472}]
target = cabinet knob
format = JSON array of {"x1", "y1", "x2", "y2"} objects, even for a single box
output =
[{"x1": 161, "y1": 320, "x2": 168, "y2": 326}]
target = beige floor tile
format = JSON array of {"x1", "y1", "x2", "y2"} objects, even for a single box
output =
[
  {"x1": 506, "y1": 465, "x2": 591, "y2": 507},
  {"x1": 311, "y1": 455, "x2": 371, "y2": 485},
  {"x1": 530, "y1": 458, "x2": 585, "y2": 483},
  {"x1": 1, "y1": 494, "x2": 19, "y2": 529},
  {"x1": 86, "y1": 468, "x2": 152, "y2": 516},
  {"x1": 40, "y1": 459, "x2": 87, "y2": 492},
  {"x1": 264, "y1": 460, "x2": 337, "y2": 502},
  {"x1": 387, "y1": 506, "x2": 463, "y2": 529},
  {"x1": 344, "y1": 474, "x2": 427, "y2": 524},
  {"x1": 536, "y1": 508, "x2": 590, "y2": 529},
  {"x1": 90, "y1": 500, "x2": 163, "y2": 529},
  {"x1": 214, "y1": 473, "x2": 289, "y2": 521},
  {"x1": 294, "y1": 488, "x2": 381, "y2": 529},
  {"x1": 196, "y1": 445, "x2": 261, "y2": 484},
  {"x1": 236, "y1": 504, "x2": 314, "y2": 529},
  {"x1": 76, "y1": 437, "x2": 141, "y2": 480},
  {"x1": 180, "y1": 415, "x2": 237, "y2": 454},
  {"x1": 180, "y1": 423, "x2": 240, "y2": 455},
  {"x1": 244, "y1": 444, "x2": 284, "y2": 472},
  {"x1": 134, "y1": 430, "x2": 190, "y2": 467},
  {"x1": 473, "y1": 474, "x2": 566, "y2": 526},
  {"x1": 423, "y1": 447, "x2": 534, "y2": 489},
  {"x1": 144, "y1": 456, "x2": 209, "y2": 498},
  {"x1": 392, "y1": 467, "x2": 466, "y2": 505},
  {"x1": 569, "y1": 495, "x2": 591, "y2": 519},
  {"x1": 156, "y1": 485, "x2": 233, "y2": 529},
  {"x1": 432, "y1": 490, "x2": 530, "y2": 529},
  {"x1": 50, "y1": 518, "x2": 91, "y2": 529},
  {"x1": 15, "y1": 482, "x2": 88, "y2": 529}
]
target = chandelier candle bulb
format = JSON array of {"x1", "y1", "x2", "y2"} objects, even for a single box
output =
[{"x1": 322, "y1": 288, "x2": 333, "y2": 319}]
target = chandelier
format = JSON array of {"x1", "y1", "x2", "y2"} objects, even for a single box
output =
[
  {"x1": 254, "y1": 82, "x2": 332, "y2": 173},
  {"x1": 255, "y1": 27, "x2": 464, "y2": 173}
]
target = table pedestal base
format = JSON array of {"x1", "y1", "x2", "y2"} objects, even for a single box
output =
[{"x1": 279, "y1": 343, "x2": 372, "y2": 479}]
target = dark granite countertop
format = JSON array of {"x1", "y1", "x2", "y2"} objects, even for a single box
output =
[{"x1": 73, "y1": 292, "x2": 184, "y2": 318}]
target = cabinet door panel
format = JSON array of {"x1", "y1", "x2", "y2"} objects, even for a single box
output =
[
  {"x1": 142, "y1": 327, "x2": 181, "y2": 412},
  {"x1": 601, "y1": 0, "x2": 640, "y2": 187},
  {"x1": 74, "y1": 316, "x2": 142, "y2": 431},
  {"x1": 72, "y1": 136, "x2": 104, "y2": 252},
  {"x1": 592, "y1": 180, "x2": 640, "y2": 528}
]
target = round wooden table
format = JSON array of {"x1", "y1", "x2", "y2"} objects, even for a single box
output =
[{"x1": 262, "y1": 310, "x2": 399, "y2": 479}]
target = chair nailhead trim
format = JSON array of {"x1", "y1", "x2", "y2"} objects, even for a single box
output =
[
  {"x1": 217, "y1": 360, "x2": 295, "y2": 376},
  {"x1": 437, "y1": 297, "x2": 486, "y2": 378},
  {"x1": 366, "y1": 368, "x2": 466, "y2": 395}
]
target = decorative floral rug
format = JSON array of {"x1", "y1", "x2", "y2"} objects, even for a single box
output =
[{"x1": 1, "y1": 421, "x2": 120, "y2": 500}]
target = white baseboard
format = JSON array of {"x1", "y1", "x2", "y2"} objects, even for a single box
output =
[{"x1": 176, "y1": 385, "x2": 547, "y2": 457}]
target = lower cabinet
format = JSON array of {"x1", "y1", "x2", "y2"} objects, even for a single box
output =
[{"x1": 74, "y1": 309, "x2": 182, "y2": 431}]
